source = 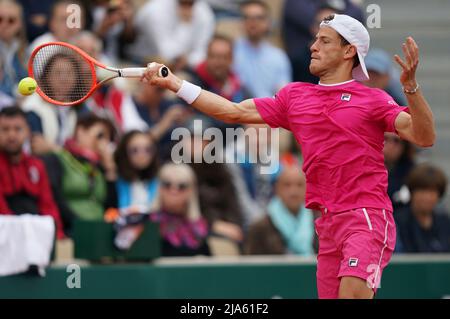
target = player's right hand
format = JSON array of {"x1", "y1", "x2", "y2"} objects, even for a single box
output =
[{"x1": 141, "y1": 62, "x2": 183, "y2": 93}]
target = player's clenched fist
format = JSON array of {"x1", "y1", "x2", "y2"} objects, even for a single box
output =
[{"x1": 141, "y1": 62, "x2": 182, "y2": 92}]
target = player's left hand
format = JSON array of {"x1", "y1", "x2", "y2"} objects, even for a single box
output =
[
  {"x1": 30, "y1": 134, "x2": 57, "y2": 155},
  {"x1": 394, "y1": 37, "x2": 419, "y2": 91}
]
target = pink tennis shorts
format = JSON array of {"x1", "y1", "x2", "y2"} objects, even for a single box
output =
[{"x1": 315, "y1": 207, "x2": 396, "y2": 299}]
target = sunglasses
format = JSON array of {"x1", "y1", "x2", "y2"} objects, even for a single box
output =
[
  {"x1": 0, "y1": 16, "x2": 18, "y2": 25},
  {"x1": 128, "y1": 145, "x2": 155, "y2": 156},
  {"x1": 161, "y1": 180, "x2": 191, "y2": 192}
]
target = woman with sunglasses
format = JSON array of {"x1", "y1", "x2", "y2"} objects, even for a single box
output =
[
  {"x1": 114, "y1": 130, "x2": 159, "y2": 215},
  {"x1": 149, "y1": 163, "x2": 210, "y2": 257},
  {"x1": 0, "y1": 0, "x2": 28, "y2": 98}
]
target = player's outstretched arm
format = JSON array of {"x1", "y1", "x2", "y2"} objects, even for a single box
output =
[
  {"x1": 394, "y1": 37, "x2": 436, "y2": 147},
  {"x1": 141, "y1": 63, "x2": 265, "y2": 124}
]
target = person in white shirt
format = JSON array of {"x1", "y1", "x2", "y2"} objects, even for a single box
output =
[
  {"x1": 126, "y1": 0, "x2": 215, "y2": 70},
  {"x1": 28, "y1": 0, "x2": 85, "y2": 54},
  {"x1": 234, "y1": 0, "x2": 292, "y2": 98}
]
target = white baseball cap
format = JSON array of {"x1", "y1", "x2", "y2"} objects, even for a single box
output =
[{"x1": 320, "y1": 14, "x2": 370, "y2": 81}]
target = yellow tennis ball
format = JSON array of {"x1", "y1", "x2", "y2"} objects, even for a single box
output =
[{"x1": 18, "y1": 77, "x2": 37, "y2": 96}]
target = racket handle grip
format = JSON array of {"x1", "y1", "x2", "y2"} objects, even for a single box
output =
[{"x1": 119, "y1": 66, "x2": 169, "y2": 78}]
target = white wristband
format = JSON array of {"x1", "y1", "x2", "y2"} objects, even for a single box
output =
[{"x1": 176, "y1": 80, "x2": 202, "y2": 104}]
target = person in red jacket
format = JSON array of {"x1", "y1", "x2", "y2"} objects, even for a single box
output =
[{"x1": 0, "y1": 106, "x2": 64, "y2": 238}]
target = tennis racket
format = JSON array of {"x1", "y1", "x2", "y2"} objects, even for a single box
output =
[{"x1": 28, "y1": 41, "x2": 169, "y2": 106}]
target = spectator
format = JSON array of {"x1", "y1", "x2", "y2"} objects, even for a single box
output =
[
  {"x1": 0, "y1": 0, "x2": 28, "y2": 98},
  {"x1": 193, "y1": 34, "x2": 246, "y2": 134},
  {"x1": 114, "y1": 130, "x2": 159, "y2": 214},
  {"x1": 234, "y1": 0, "x2": 292, "y2": 98},
  {"x1": 225, "y1": 123, "x2": 275, "y2": 226},
  {"x1": 41, "y1": 114, "x2": 117, "y2": 235},
  {"x1": 395, "y1": 164, "x2": 450, "y2": 253},
  {"x1": 149, "y1": 163, "x2": 210, "y2": 257},
  {"x1": 18, "y1": 0, "x2": 54, "y2": 42},
  {"x1": 0, "y1": 57, "x2": 16, "y2": 108},
  {"x1": 384, "y1": 132, "x2": 416, "y2": 210},
  {"x1": 363, "y1": 48, "x2": 408, "y2": 106},
  {"x1": 126, "y1": 0, "x2": 215, "y2": 70},
  {"x1": 28, "y1": 0, "x2": 85, "y2": 52},
  {"x1": 282, "y1": 0, "x2": 364, "y2": 83},
  {"x1": 244, "y1": 155, "x2": 314, "y2": 255},
  {"x1": 196, "y1": 35, "x2": 247, "y2": 102},
  {"x1": 128, "y1": 84, "x2": 188, "y2": 160},
  {"x1": 22, "y1": 52, "x2": 89, "y2": 155},
  {"x1": 0, "y1": 106, "x2": 64, "y2": 238},
  {"x1": 91, "y1": 0, "x2": 136, "y2": 63},
  {"x1": 183, "y1": 124, "x2": 245, "y2": 244},
  {"x1": 70, "y1": 30, "x2": 111, "y2": 67}
]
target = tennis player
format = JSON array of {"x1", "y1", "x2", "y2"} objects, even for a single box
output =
[{"x1": 143, "y1": 14, "x2": 435, "y2": 299}]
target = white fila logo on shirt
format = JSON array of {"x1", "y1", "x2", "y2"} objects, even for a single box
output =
[
  {"x1": 349, "y1": 258, "x2": 359, "y2": 267},
  {"x1": 388, "y1": 100, "x2": 397, "y2": 106},
  {"x1": 341, "y1": 93, "x2": 352, "y2": 101}
]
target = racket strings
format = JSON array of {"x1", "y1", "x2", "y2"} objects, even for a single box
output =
[{"x1": 32, "y1": 44, "x2": 95, "y2": 104}]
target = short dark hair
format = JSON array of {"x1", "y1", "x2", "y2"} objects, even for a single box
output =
[
  {"x1": 407, "y1": 163, "x2": 448, "y2": 198},
  {"x1": 114, "y1": 130, "x2": 159, "y2": 182},
  {"x1": 322, "y1": 14, "x2": 360, "y2": 68},
  {"x1": 240, "y1": 0, "x2": 270, "y2": 15},
  {"x1": 208, "y1": 34, "x2": 234, "y2": 51},
  {"x1": 0, "y1": 106, "x2": 27, "y2": 121},
  {"x1": 75, "y1": 114, "x2": 116, "y2": 142}
]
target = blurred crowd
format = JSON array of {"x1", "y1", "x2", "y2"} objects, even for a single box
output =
[{"x1": 0, "y1": 0, "x2": 449, "y2": 259}]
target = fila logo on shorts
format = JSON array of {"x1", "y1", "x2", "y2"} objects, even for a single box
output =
[
  {"x1": 341, "y1": 93, "x2": 352, "y2": 101},
  {"x1": 349, "y1": 258, "x2": 359, "y2": 267}
]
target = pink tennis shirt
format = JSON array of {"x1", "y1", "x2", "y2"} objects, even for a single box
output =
[{"x1": 254, "y1": 80, "x2": 409, "y2": 212}]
